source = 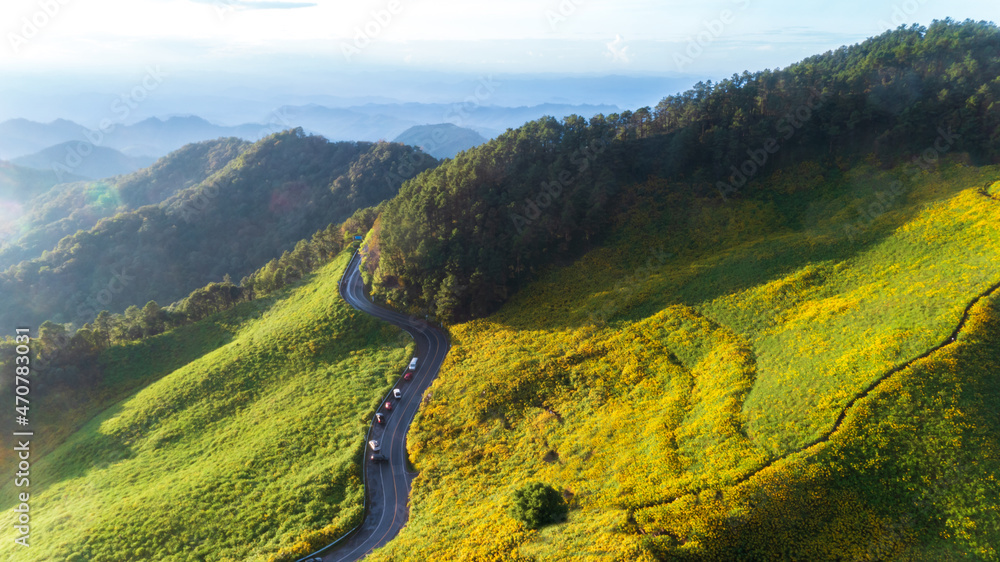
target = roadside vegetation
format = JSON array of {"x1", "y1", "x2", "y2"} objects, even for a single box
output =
[{"x1": 0, "y1": 251, "x2": 412, "y2": 562}]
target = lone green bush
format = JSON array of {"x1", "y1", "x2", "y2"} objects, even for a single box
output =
[{"x1": 508, "y1": 482, "x2": 569, "y2": 530}]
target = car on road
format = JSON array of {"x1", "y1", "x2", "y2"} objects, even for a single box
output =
[
  {"x1": 375, "y1": 412, "x2": 385, "y2": 424},
  {"x1": 403, "y1": 370, "x2": 412, "y2": 381},
  {"x1": 370, "y1": 453, "x2": 387, "y2": 464},
  {"x1": 302, "y1": 557, "x2": 324, "y2": 562},
  {"x1": 368, "y1": 439, "x2": 381, "y2": 452},
  {"x1": 393, "y1": 388, "x2": 402, "y2": 399},
  {"x1": 409, "y1": 357, "x2": 418, "y2": 371},
  {"x1": 384, "y1": 401, "x2": 393, "y2": 411}
]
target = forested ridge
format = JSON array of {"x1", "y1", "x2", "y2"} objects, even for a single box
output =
[
  {"x1": 0, "y1": 137, "x2": 251, "y2": 269},
  {"x1": 0, "y1": 129, "x2": 436, "y2": 329},
  {"x1": 366, "y1": 20, "x2": 1000, "y2": 321}
]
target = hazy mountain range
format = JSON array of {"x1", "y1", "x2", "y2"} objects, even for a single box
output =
[
  {"x1": 12, "y1": 142, "x2": 157, "y2": 180},
  {"x1": 0, "y1": 101, "x2": 621, "y2": 167}
]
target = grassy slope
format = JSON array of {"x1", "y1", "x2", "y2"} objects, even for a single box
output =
[
  {"x1": 0, "y1": 251, "x2": 411, "y2": 562},
  {"x1": 368, "y1": 162, "x2": 1000, "y2": 560},
  {"x1": 0, "y1": 303, "x2": 260, "y2": 481}
]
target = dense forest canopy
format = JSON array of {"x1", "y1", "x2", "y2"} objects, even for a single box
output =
[{"x1": 365, "y1": 20, "x2": 1000, "y2": 321}]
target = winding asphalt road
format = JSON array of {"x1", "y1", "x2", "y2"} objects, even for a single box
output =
[{"x1": 304, "y1": 250, "x2": 449, "y2": 562}]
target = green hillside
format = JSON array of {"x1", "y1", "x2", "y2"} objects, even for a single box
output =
[
  {"x1": 368, "y1": 162, "x2": 1000, "y2": 560},
  {"x1": 0, "y1": 250, "x2": 412, "y2": 561},
  {"x1": 0, "y1": 161, "x2": 86, "y2": 251},
  {"x1": 0, "y1": 138, "x2": 249, "y2": 270},
  {"x1": 0, "y1": 130, "x2": 436, "y2": 329}
]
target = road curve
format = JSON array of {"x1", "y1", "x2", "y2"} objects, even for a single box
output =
[{"x1": 306, "y1": 250, "x2": 449, "y2": 562}]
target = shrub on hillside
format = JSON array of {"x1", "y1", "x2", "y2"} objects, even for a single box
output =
[{"x1": 508, "y1": 482, "x2": 568, "y2": 530}]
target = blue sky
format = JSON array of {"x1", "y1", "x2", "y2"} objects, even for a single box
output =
[
  {"x1": 0, "y1": 0, "x2": 998, "y2": 120},
  {"x1": 2, "y1": 0, "x2": 997, "y2": 75}
]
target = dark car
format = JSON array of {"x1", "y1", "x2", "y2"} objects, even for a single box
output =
[
  {"x1": 375, "y1": 412, "x2": 385, "y2": 424},
  {"x1": 370, "y1": 453, "x2": 387, "y2": 464}
]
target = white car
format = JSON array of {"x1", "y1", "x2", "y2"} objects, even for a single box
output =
[
  {"x1": 408, "y1": 357, "x2": 418, "y2": 371},
  {"x1": 393, "y1": 388, "x2": 402, "y2": 399},
  {"x1": 368, "y1": 439, "x2": 381, "y2": 452}
]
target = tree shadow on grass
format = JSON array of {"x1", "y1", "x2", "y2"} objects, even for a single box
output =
[{"x1": 490, "y1": 168, "x2": 947, "y2": 333}]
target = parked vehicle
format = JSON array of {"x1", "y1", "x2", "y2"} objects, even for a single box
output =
[
  {"x1": 393, "y1": 388, "x2": 402, "y2": 399},
  {"x1": 368, "y1": 439, "x2": 381, "y2": 452}
]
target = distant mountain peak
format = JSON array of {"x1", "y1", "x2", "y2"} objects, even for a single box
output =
[
  {"x1": 393, "y1": 123, "x2": 487, "y2": 159},
  {"x1": 12, "y1": 141, "x2": 155, "y2": 180}
]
